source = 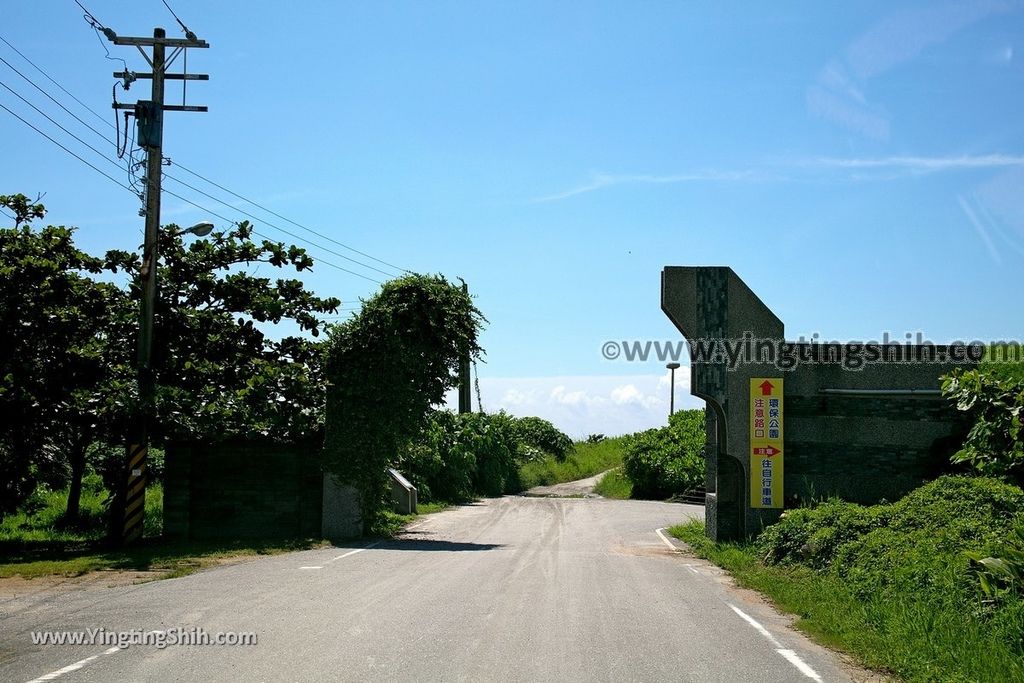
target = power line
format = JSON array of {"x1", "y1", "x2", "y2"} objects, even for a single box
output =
[
  {"x1": 157, "y1": 187, "x2": 382, "y2": 282},
  {"x1": 0, "y1": 99, "x2": 134, "y2": 192},
  {"x1": 0, "y1": 32, "x2": 407, "y2": 279},
  {"x1": 0, "y1": 75, "x2": 385, "y2": 281},
  {"x1": 0, "y1": 95, "x2": 381, "y2": 284},
  {"x1": 73, "y1": 0, "x2": 128, "y2": 73},
  {"x1": 169, "y1": 161, "x2": 412, "y2": 275},
  {"x1": 0, "y1": 76, "x2": 144, "y2": 202},
  {"x1": 2, "y1": 32, "x2": 410, "y2": 275},
  {"x1": 162, "y1": 172, "x2": 398, "y2": 277},
  {"x1": 0, "y1": 34, "x2": 112, "y2": 131},
  {"x1": 0, "y1": 55, "x2": 114, "y2": 150},
  {"x1": 159, "y1": 0, "x2": 196, "y2": 40}
]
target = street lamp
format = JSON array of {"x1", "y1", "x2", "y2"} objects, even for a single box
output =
[
  {"x1": 120, "y1": 220, "x2": 216, "y2": 543},
  {"x1": 666, "y1": 362, "x2": 681, "y2": 416},
  {"x1": 171, "y1": 221, "x2": 215, "y2": 237}
]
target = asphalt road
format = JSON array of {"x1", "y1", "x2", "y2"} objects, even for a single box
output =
[{"x1": 1, "y1": 496, "x2": 866, "y2": 682}]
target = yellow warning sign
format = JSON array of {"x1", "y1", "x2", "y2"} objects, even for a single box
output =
[{"x1": 750, "y1": 377, "x2": 783, "y2": 509}]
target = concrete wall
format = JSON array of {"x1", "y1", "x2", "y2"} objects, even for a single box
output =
[
  {"x1": 164, "y1": 439, "x2": 325, "y2": 541},
  {"x1": 662, "y1": 266, "x2": 975, "y2": 541}
]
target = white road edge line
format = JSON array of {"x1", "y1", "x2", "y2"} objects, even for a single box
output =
[
  {"x1": 684, "y1": 564, "x2": 700, "y2": 574},
  {"x1": 654, "y1": 527, "x2": 679, "y2": 552},
  {"x1": 24, "y1": 646, "x2": 123, "y2": 683},
  {"x1": 728, "y1": 604, "x2": 782, "y2": 648},
  {"x1": 728, "y1": 604, "x2": 822, "y2": 682},
  {"x1": 777, "y1": 649, "x2": 824, "y2": 683}
]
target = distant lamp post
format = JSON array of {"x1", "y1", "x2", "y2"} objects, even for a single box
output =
[
  {"x1": 666, "y1": 362, "x2": 681, "y2": 416},
  {"x1": 120, "y1": 220, "x2": 216, "y2": 544}
]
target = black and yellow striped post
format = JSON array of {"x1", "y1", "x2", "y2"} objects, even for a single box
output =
[{"x1": 122, "y1": 443, "x2": 147, "y2": 543}]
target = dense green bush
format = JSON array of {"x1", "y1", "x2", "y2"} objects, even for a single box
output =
[
  {"x1": 510, "y1": 416, "x2": 574, "y2": 462},
  {"x1": 621, "y1": 409, "x2": 705, "y2": 499},
  {"x1": 400, "y1": 411, "x2": 473, "y2": 503},
  {"x1": 753, "y1": 476, "x2": 1024, "y2": 676},
  {"x1": 760, "y1": 477, "x2": 1024, "y2": 566},
  {"x1": 942, "y1": 367, "x2": 1024, "y2": 483},
  {"x1": 400, "y1": 410, "x2": 532, "y2": 503},
  {"x1": 758, "y1": 477, "x2": 1024, "y2": 603}
]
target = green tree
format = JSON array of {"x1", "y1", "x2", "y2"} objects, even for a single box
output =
[
  {"x1": 324, "y1": 274, "x2": 484, "y2": 527},
  {"x1": 104, "y1": 220, "x2": 341, "y2": 444},
  {"x1": 0, "y1": 194, "x2": 125, "y2": 517},
  {"x1": 1, "y1": 196, "x2": 341, "y2": 524}
]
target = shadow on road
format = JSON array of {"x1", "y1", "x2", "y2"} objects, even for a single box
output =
[{"x1": 381, "y1": 538, "x2": 503, "y2": 552}]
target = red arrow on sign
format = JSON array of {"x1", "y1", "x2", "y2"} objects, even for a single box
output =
[
  {"x1": 759, "y1": 380, "x2": 775, "y2": 396},
  {"x1": 753, "y1": 446, "x2": 780, "y2": 456}
]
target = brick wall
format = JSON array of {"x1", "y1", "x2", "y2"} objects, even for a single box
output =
[{"x1": 164, "y1": 439, "x2": 323, "y2": 540}]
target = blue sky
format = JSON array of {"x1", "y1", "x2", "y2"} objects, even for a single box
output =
[{"x1": 2, "y1": 2, "x2": 1023, "y2": 436}]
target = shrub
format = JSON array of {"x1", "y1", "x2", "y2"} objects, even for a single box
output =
[
  {"x1": 399, "y1": 410, "x2": 523, "y2": 502},
  {"x1": 757, "y1": 499, "x2": 890, "y2": 569},
  {"x1": 758, "y1": 476, "x2": 1024, "y2": 606},
  {"x1": 400, "y1": 411, "x2": 475, "y2": 504},
  {"x1": 941, "y1": 364, "x2": 1024, "y2": 484},
  {"x1": 621, "y1": 409, "x2": 705, "y2": 499},
  {"x1": 510, "y1": 416, "x2": 574, "y2": 461},
  {"x1": 517, "y1": 436, "x2": 628, "y2": 490},
  {"x1": 969, "y1": 520, "x2": 1024, "y2": 600}
]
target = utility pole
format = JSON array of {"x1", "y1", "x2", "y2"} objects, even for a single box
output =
[
  {"x1": 458, "y1": 281, "x2": 472, "y2": 414},
  {"x1": 108, "y1": 26, "x2": 209, "y2": 544}
]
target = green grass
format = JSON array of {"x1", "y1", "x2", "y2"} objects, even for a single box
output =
[
  {"x1": 0, "y1": 536, "x2": 329, "y2": 580},
  {"x1": 1, "y1": 478, "x2": 165, "y2": 544},
  {"x1": 593, "y1": 468, "x2": 632, "y2": 498},
  {"x1": 670, "y1": 520, "x2": 1024, "y2": 683},
  {"x1": 367, "y1": 501, "x2": 451, "y2": 538},
  {"x1": 1, "y1": 478, "x2": 456, "y2": 580},
  {"x1": 518, "y1": 436, "x2": 627, "y2": 489},
  {"x1": 0, "y1": 480, "x2": 330, "y2": 580}
]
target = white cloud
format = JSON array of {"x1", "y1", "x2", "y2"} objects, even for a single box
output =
[
  {"x1": 810, "y1": 154, "x2": 1024, "y2": 171},
  {"x1": 806, "y1": 1, "x2": 1018, "y2": 138},
  {"x1": 444, "y1": 370, "x2": 702, "y2": 438},
  {"x1": 536, "y1": 155, "x2": 1024, "y2": 202},
  {"x1": 957, "y1": 194, "x2": 1002, "y2": 264},
  {"x1": 532, "y1": 170, "x2": 765, "y2": 202}
]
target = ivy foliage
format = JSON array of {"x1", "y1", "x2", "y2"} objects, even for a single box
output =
[{"x1": 323, "y1": 274, "x2": 484, "y2": 523}]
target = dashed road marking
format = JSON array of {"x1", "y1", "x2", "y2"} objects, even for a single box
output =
[
  {"x1": 25, "y1": 646, "x2": 123, "y2": 683},
  {"x1": 728, "y1": 604, "x2": 822, "y2": 682},
  {"x1": 326, "y1": 540, "x2": 381, "y2": 564}
]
